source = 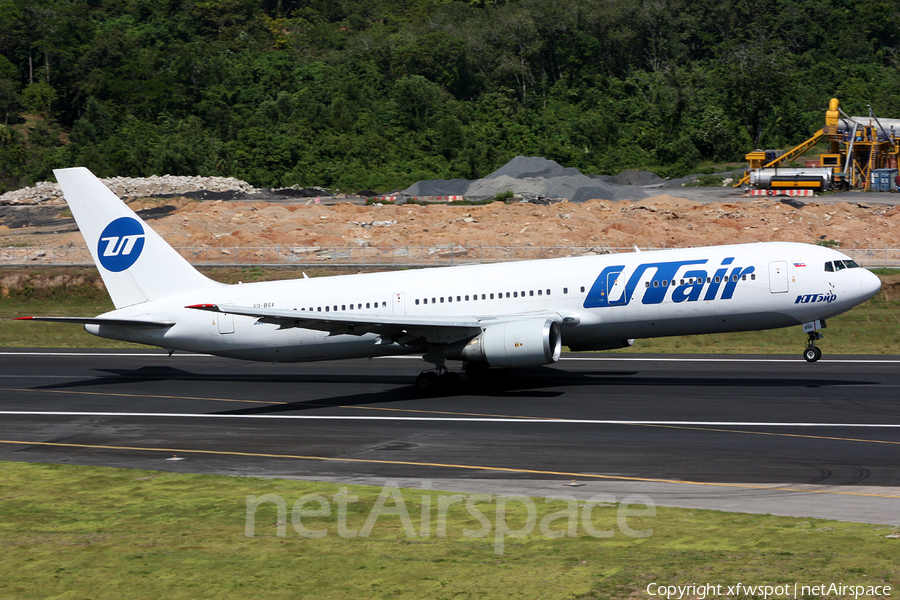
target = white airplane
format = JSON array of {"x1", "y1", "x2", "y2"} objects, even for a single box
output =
[{"x1": 19, "y1": 168, "x2": 882, "y2": 390}]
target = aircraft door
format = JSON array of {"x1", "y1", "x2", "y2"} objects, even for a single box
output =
[
  {"x1": 607, "y1": 272, "x2": 627, "y2": 305},
  {"x1": 216, "y1": 304, "x2": 235, "y2": 334},
  {"x1": 768, "y1": 261, "x2": 789, "y2": 293},
  {"x1": 393, "y1": 292, "x2": 406, "y2": 315}
]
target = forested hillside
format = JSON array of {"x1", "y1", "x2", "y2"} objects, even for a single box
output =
[{"x1": 0, "y1": 0, "x2": 898, "y2": 192}]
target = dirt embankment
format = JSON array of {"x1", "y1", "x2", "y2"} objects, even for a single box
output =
[
  {"x1": 4, "y1": 194, "x2": 900, "y2": 251},
  {"x1": 109, "y1": 195, "x2": 900, "y2": 250}
]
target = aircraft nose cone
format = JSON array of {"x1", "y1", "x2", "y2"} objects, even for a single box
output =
[{"x1": 860, "y1": 268, "x2": 881, "y2": 301}]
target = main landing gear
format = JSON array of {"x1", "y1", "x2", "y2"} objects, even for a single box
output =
[
  {"x1": 802, "y1": 320, "x2": 825, "y2": 362},
  {"x1": 414, "y1": 367, "x2": 461, "y2": 392}
]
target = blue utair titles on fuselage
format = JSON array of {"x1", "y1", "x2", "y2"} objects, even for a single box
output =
[
  {"x1": 795, "y1": 292, "x2": 837, "y2": 304},
  {"x1": 584, "y1": 257, "x2": 756, "y2": 308},
  {"x1": 97, "y1": 217, "x2": 145, "y2": 272}
]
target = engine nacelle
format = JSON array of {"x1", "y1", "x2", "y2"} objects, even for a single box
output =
[{"x1": 460, "y1": 318, "x2": 561, "y2": 368}]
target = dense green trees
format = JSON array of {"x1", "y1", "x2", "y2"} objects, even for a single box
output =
[{"x1": 0, "y1": 0, "x2": 897, "y2": 192}]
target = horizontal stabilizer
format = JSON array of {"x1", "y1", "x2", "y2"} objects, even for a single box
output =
[{"x1": 16, "y1": 316, "x2": 174, "y2": 328}]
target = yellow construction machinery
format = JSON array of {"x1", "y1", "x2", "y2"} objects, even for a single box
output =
[{"x1": 736, "y1": 98, "x2": 900, "y2": 191}]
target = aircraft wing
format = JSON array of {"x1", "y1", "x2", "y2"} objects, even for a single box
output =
[
  {"x1": 185, "y1": 303, "x2": 545, "y2": 345},
  {"x1": 15, "y1": 316, "x2": 175, "y2": 328}
]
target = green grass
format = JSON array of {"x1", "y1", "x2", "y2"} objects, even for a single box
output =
[
  {"x1": 0, "y1": 297, "x2": 144, "y2": 348},
  {"x1": 0, "y1": 462, "x2": 897, "y2": 599}
]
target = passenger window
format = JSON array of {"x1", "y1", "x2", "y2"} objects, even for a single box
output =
[
  {"x1": 520, "y1": 291, "x2": 525, "y2": 297},
  {"x1": 706, "y1": 277, "x2": 711, "y2": 283},
  {"x1": 538, "y1": 290, "x2": 542, "y2": 296},
  {"x1": 440, "y1": 297, "x2": 444, "y2": 303},
  {"x1": 448, "y1": 296, "x2": 452, "y2": 303},
  {"x1": 645, "y1": 282, "x2": 650, "y2": 288},
  {"x1": 715, "y1": 277, "x2": 720, "y2": 283},
  {"x1": 415, "y1": 299, "x2": 420, "y2": 305},
  {"x1": 662, "y1": 280, "x2": 668, "y2": 287},
  {"x1": 457, "y1": 296, "x2": 461, "y2": 302},
  {"x1": 325, "y1": 306, "x2": 329, "y2": 312},
  {"x1": 465, "y1": 295, "x2": 470, "y2": 301},
  {"x1": 751, "y1": 274, "x2": 756, "y2": 280},
  {"x1": 546, "y1": 289, "x2": 550, "y2": 295},
  {"x1": 490, "y1": 293, "x2": 494, "y2": 299},
  {"x1": 481, "y1": 294, "x2": 486, "y2": 300},
  {"x1": 732, "y1": 275, "x2": 738, "y2": 282},
  {"x1": 741, "y1": 275, "x2": 746, "y2": 281},
  {"x1": 432, "y1": 298, "x2": 436, "y2": 304},
  {"x1": 529, "y1": 290, "x2": 534, "y2": 296},
  {"x1": 653, "y1": 281, "x2": 659, "y2": 288},
  {"x1": 506, "y1": 292, "x2": 510, "y2": 298},
  {"x1": 317, "y1": 307, "x2": 321, "y2": 312},
  {"x1": 424, "y1": 299, "x2": 428, "y2": 304},
  {"x1": 366, "y1": 303, "x2": 370, "y2": 308},
  {"x1": 563, "y1": 287, "x2": 568, "y2": 294},
  {"x1": 342, "y1": 305, "x2": 346, "y2": 310},
  {"x1": 513, "y1": 292, "x2": 518, "y2": 298}
]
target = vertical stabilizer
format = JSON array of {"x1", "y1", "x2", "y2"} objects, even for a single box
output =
[{"x1": 54, "y1": 167, "x2": 220, "y2": 308}]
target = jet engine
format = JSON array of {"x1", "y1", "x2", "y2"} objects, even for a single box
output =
[{"x1": 458, "y1": 318, "x2": 561, "y2": 368}]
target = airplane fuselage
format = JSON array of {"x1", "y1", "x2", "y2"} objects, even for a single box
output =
[{"x1": 86, "y1": 242, "x2": 879, "y2": 362}]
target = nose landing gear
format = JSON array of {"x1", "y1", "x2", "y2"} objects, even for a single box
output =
[
  {"x1": 802, "y1": 320, "x2": 826, "y2": 362},
  {"x1": 803, "y1": 321, "x2": 825, "y2": 362},
  {"x1": 803, "y1": 330, "x2": 823, "y2": 362}
]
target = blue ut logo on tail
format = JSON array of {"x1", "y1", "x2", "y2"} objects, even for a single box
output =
[{"x1": 98, "y1": 217, "x2": 145, "y2": 272}]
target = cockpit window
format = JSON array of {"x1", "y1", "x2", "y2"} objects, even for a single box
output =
[{"x1": 826, "y1": 259, "x2": 861, "y2": 271}]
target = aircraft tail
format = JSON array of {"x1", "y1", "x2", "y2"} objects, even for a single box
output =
[{"x1": 54, "y1": 167, "x2": 220, "y2": 308}]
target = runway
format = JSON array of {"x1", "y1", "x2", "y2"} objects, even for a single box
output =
[{"x1": 1, "y1": 349, "x2": 899, "y2": 525}]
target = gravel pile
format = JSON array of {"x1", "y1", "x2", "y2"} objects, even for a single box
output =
[
  {"x1": 400, "y1": 156, "x2": 653, "y2": 203},
  {"x1": 0, "y1": 174, "x2": 258, "y2": 205}
]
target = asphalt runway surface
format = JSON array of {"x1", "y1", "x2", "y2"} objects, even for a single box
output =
[{"x1": 1, "y1": 350, "x2": 899, "y2": 525}]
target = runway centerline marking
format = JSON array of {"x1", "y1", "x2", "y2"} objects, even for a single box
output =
[
  {"x1": 3, "y1": 410, "x2": 900, "y2": 429},
  {"x1": 4, "y1": 386, "x2": 900, "y2": 444},
  {"x1": 1, "y1": 438, "x2": 898, "y2": 500}
]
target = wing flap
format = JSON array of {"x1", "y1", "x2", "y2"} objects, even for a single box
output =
[{"x1": 185, "y1": 303, "x2": 487, "y2": 344}]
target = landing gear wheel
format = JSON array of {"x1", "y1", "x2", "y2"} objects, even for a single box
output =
[
  {"x1": 804, "y1": 328, "x2": 824, "y2": 362},
  {"x1": 803, "y1": 346, "x2": 822, "y2": 362},
  {"x1": 439, "y1": 371, "x2": 462, "y2": 389},
  {"x1": 415, "y1": 371, "x2": 439, "y2": 391}
]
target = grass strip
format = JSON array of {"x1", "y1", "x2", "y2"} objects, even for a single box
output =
[{"x1": 0, "y1": 462, "x2": 897, "y2": 599}]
